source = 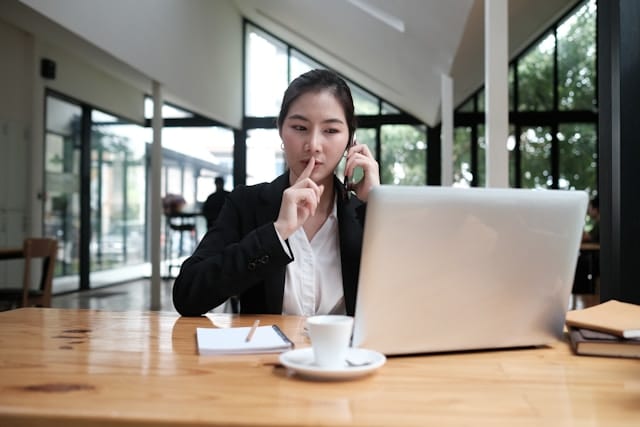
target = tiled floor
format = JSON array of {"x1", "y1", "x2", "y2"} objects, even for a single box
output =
[
  {"x1": 50, "y1": 277, "x2": 601, "y2": 314},
  {"x1": 51, "y1": 278, "x2": 233, "y2": 313},
  {"x1": 51, "y1": 279, "x2": 178, "y2": 312}
]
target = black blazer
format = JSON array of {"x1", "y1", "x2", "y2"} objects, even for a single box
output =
[{"x1": 172, "y1": 173, "x2": 366, "y2": 316}]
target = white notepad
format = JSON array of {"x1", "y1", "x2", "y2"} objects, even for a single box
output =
[{"x1": 196, "y1": 325, "x2": 294, "y2": 355}]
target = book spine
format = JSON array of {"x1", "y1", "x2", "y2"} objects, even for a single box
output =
[{"x1": 566, "y1": 321, "x2": 624, "y2": 338}]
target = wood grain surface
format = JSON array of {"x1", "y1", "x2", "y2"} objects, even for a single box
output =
[{"x1": 0, "y1": 308, "x2": 638, "y2": 426}]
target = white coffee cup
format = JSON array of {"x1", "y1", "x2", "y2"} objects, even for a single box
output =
[{"x1": 306, "y1": 315, "x2": 354, "y2": 368}]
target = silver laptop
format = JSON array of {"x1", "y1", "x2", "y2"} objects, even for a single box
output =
[{"x1": 351, "y1": 185, "x2": 588, "y2": 355}]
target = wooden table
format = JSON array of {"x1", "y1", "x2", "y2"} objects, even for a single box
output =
[{"x1": 0, "y1": 308, "x2": 638, "y2": 426}]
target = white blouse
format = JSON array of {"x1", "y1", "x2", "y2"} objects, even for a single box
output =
[{"x1": 279, "y1": 197, "x2": 345, "y2": 316}]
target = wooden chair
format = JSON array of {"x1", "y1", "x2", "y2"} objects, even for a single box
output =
[{"x1": 0, "y1": 238, "x2": 58, "y2": 309}]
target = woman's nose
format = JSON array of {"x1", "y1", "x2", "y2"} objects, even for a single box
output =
[{"x1": 306, "y1": 131, "x2": 321, "y2": 152}]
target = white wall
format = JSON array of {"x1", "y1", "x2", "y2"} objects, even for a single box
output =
[
  {"x1": 0, "y1": 18, "x2": 33, "y2": 285},
  {"x1": 38, "y1": 42, "x2": 146, "y2": 123},
  {"x1": 0, "y1": 10, "x2": 152, "y2": 235},
  {"x1": 0, "y1": 18, "x2": 31, "y2": 240},
  {"x1": 20, "y1": 0, "x2": 244, "y2": 128},
  {"x1": 1, "y1": 0, "x2": 245, "y2": 211},
  {"x1": 0, "y1": 0, "x2": 244, "y2": 290}
]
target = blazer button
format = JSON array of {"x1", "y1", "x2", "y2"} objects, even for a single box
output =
[
  {"x1": 259, "y1": 255, "x2": 270, "y2": 264},
  {"x1": 248, "y1": 262, "x2": 256, "y2": 271}
]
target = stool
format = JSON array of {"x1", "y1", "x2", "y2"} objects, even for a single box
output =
[{"x1": 165, "y1": 214, "x2": 198, "y2": 277}]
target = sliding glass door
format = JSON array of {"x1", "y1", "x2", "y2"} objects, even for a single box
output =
[
  {"x1": 44, "y1": 96, "x2": 82, "y2": 278},
  {"x1": 44, "y1": 93, "x2": 149, "y2": 290},
  {"x1": 91, "y1": 110, "x2": 148, "y2": 271}
]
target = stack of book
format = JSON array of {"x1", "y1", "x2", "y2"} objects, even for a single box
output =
[{"x1": 565, "y1": 299, "x2": 640, "y2": 359}]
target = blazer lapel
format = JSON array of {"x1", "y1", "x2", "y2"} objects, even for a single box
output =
[
  {"x1": 335, "y1": 178, "x2": 364, "y2": 316},
  {"x1": 257, "y1": 173, "x2": 290, "y2": 313}
]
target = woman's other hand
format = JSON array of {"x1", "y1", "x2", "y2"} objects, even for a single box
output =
[{"x1": 345, "y1": 142, "x2": 379, "y2": 202}]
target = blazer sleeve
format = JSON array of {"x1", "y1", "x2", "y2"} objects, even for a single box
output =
[{"x1": 172, "y1": 187, "x2": 292, "y2": 316}]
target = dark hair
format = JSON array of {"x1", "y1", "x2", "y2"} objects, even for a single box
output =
[
  {"x1": 215, "y1": 176, "x2": 224, "y2": 186},
  {"x1": 277, "y1": 69, "x2": 356, "y2": 146}
]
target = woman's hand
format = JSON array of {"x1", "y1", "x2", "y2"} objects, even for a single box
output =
[
  {"x1": 345, "y1": 142, "x2": 380, "y2": 202},
  {"x1": 274, "y1": 158, "x2": 324, "y2": 240}
]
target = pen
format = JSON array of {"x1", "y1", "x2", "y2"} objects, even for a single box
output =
[{"x1": 245, "y1": 319, "x2": 260, "y2": 342}]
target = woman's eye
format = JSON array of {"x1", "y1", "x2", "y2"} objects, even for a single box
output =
[
  {"x1": 292, "y1": 125, "x2": 306, "y2": 131},
  {"x1": 325, "y1": 128, "x2": 339, "y2": 134}
]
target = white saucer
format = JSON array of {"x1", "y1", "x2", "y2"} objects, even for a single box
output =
[{"x1": 279, "y1": 347, "x2": 386, "y2": 381}]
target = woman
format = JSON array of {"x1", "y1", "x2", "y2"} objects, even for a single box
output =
[{"x1": 173, "y1": 69, "x2": 380, "y2": 316}]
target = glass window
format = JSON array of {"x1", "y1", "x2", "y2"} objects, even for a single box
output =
[
  {"x1": 351, "y1": 82, "x2": 379, "y2": 115},
  {"x1": 246, "y1": 129, "x2": 285, "y2": 185},
  {"x1": 380, "y1": 125, "x2": 426, "y2": 185},
  {"x1": 354, "y1": 128, "x2": 377, "y2": 160},
  {"x1": 144, "y1": 98, "x2": 194, "y2": 119},
  {"x1": 334, "y1": 127, "x2": 377, "y2": 184},
  {"x1": 557, "y1": 0, "x2": 596, "y2": 111},
  {"x1": 477, "y1": 90, "x2": 485, "y2": 113},
  {"x1": 244, "y1": 21, "x2": 425, "y2": 187},
  {"x1": 453, "y1": 127, "x2": 472, "y2": 187},
  {"x1": 451, "y1": 125, "x2": 486, "y2": 187},
  {"x1": 290, "y1": 50, "x2": 380, "y2": 115},
  {"x1": 453, "y1": 0, "x2": 597, "y2": 194},
  {"x1": 245, "y1": 25, "x2": 288, "y2": 117},
  {"x1": 477, "y1": 124, "x2": 486, "y2": 187},
  {"x1": 508, "y1": 66, "x2": 515, "y2": 111},
  {"x1": 45, "y1": 96, "x2": 82, "y2": 277},
  {"x1": 517, "y1": 34, "x2": 555, "y2": 111},
  {"x1": 558, "y1": 123, "x2": 597, "y2": 194},
  {"x1": 158, "y1": 126, "x2": 233, "y2": 253},
  {"x1": 457, "y1": 98, "x2": 475, "y2": 113},
  {"x1": 290, "y1": 50, "x2": 322, "y2": 82},
  {"x1": 520, "y1": 126, "x2": 552, "y2": 188},
  {"x1": 507, "y1": 125, "x2": 517, "y2": 187},
  {"x1": 182, "y1": 165, "x2": 196, "y2": 208},
  {"x1": 91, "y1": 110, "x2": 149, "y2": 270},
  {"x1": 162, "y1": 126, "x2": 233, "y2": 191},
  {"x1": 381, "y1": 102, "x2": 400, "y2": 114},
  {"x1": 165, "y1": 164, "x2": 183, "y2": 196}
]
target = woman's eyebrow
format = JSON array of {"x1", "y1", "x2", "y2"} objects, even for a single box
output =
[
  {"x1": 287, "y1": 113, "x2": 309, "y2": 122},
  {"x1": 323, "y1": 118, "x2": 346, "y2": 125},
  {"x1": 287, "y1": 114, "x2": 345, "y2": 125}
]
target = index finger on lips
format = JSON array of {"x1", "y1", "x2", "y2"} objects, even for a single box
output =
[{"x1": 297, "y1": 157, "x2": 315, "y2": 182}]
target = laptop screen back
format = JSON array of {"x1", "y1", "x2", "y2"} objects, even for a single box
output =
[{"x1": 351, "y1": 186, "x2": 588, "y2": 355}]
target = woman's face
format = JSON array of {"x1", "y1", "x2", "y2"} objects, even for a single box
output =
[{"x1": 280, "y1": 89, "x2": 349, "y2": 185}]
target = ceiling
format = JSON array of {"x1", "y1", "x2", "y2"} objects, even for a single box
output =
[{"x1": 234, "y1": 0, "x2": 578, "y2": 126}]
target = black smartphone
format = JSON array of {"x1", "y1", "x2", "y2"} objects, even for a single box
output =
[{"x1": 343, "y1": 132, "x2": 356, "y2": 199}]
